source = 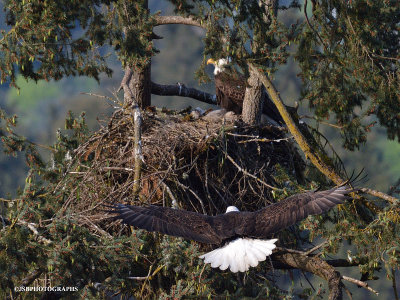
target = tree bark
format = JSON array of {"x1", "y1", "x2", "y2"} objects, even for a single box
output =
[
  {"x1": 249, "y1": 63, "x2": 345, "y2": 184},
  {"x1": 154, "y1": 15, "x2": 204, "y2": 28},
  {"x1": 151, "y1": 82, "x2": 216, "y2": 104},
  {"x1": 242, "y1": 0, "x2": 278, "y2": 125},
  {"x1": 120, "y1": 67, "x2": 143, "y2": 199},
  {"x1": 130, "y1": 63, "x2": 151, "y2": 108},
  {"x1": 242, "y1": 70, "x2": 264, "y2": 124},
  {"x1": 273, "y1": 253, "x2": 343, "y2": 300},
  {"x1": 120, "y1": 0, "x2": 151, "y2": 109}
]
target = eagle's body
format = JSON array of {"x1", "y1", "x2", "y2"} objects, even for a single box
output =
[
  {"x1": 109, "y1": 185, "x2": 353, "y2": 272},
  {"x1": 207, "y1": 58, "x2": 283, "y2": 125}
]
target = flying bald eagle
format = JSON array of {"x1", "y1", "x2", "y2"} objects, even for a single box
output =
[
  {"x1": 108, "y1": 185, "x2": 354, "y2": 273},
  {"x1": 207, "y1": 58, "x2": 283, "y2": 125}
]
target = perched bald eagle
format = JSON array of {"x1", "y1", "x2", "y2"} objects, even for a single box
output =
[
  {"x1": 207, "y1": 58, "x2": 284, "y2": 125},
  {"x1": 108, "y1": 185, "x2": 354, "y2": 273}
]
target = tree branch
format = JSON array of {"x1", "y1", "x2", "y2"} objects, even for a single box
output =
[
  {"x1": 360, "y1": 187, "x2": 398, "y2": 204},
  {"x1": 154, "y1": 15, "x2": 204, "y2": 28},
  {"x1": 249, "y1": 63, "x2": 344, "y2": 185},
  {"x1": 272, "y1": 258, "x2": 361, "y2": 269},
  {"x1": 273, "y1": 252, "x2": 343, "y2": 300},
  {"x1": 151, "y1": 82, "x2": 216, "y2": 104},
  {"x1": 342, "y1": 275, "x2": 379, "y2": 296}
]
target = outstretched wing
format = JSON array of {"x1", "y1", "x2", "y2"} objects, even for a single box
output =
[
  {"x1": 107, "y1": 205, "x2": 238, "y2": 244},
  {"x1": 235, "y1": 185, "x2": 354, "y2": 238}
]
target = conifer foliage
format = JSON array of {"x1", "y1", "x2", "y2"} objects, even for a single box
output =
[{"x1": 1, "y1": 1, "x2": 400, "y2": 299}]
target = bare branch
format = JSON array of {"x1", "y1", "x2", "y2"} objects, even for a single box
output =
[
  {"x1": 151, "y1": 82, "x2": 216, "y2": 104},
  {"x1": 175, "y1": 181, "x2": 206, "y2": 214},
  {"x1": 154, "y1": 15, "x2": 204, "y2": 28},
  {"x1": 342, "y1": 275, "x2": 379, "y2": 296},
  {"x1": 223, "y1": 150, "x2": 281, "y2": 191},
  {"x1": 304, "y1": 241, "x2": 328, "y2": 256},
  {"x1": 360, "y1": 187, "x2": 398, "y2": 204}
]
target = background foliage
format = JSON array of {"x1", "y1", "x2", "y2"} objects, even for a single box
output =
[{"x1": 0, "y1": 0, "x2": 400, "y2": 299}]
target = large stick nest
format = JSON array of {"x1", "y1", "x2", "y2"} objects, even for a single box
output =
[{"x1": 64, "y1": 107, "x2": 305, "y2": 235}]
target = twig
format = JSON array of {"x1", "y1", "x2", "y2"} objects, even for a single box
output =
[
  {"x1": 275, "y1": 247, "x2": 305, "y2": 255},
  {"x1": 301, "y1": 115, "x2": 343, "y2": 129},
  {"x1": 175, "y1": 181, "x2": 207, "y2": 214},
  {"x1": 127, "y1": 264, "x2": 164, "y2": 281},
  {"x1": 80, "y1": 92, "x2": 116, "y2": 103},
  {"x1": 304, "y1": 0, "x2": 328, "y2": 52},
  {"x1": 81, "y1": 216, "x2": 113, "y2": 238},
  {"x1": 101, "y1": 166, "x2": 135, "y2": 172},
  {"x1": 223, "y1": 151, "x2": 281, "y2": 191},
  {"x1": 238, "y1": 137, "x2": 293, "y2": 144},
  {"x1": 304, "y1": 241, "x2": 328, "y2": 256},
  {"x1": 342, "y1": 275, "x2": 379, "y2": 296}
]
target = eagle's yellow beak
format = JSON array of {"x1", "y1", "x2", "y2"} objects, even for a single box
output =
[{"x1": 207, "y1": 58, "x2": 216, "y2": 65}]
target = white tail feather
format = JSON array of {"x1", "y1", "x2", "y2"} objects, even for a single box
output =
[{"x1": 199, "y1": 238, "x2": 278, "y2": 273}]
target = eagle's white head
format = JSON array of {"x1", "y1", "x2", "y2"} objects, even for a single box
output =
[
  {"x1": 225, "y1": 206, "x2": 240, "y2": 213},
  {"x1": 207, "y1": 58, "x2": 229, "y2": 75}
]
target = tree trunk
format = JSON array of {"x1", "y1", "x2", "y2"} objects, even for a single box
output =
[
  {"x1": 242, "y1": 0, "x2": 278, "y2": 125},
  {"x1": 121, "y1": 0, "x2": 151, "y2": 109},
  {"x1": 129, "y1": 63, "x2": 151, "y2": 108},
  {"x1": 242, "y1": 71, "x2": 264, "y2": 124}
]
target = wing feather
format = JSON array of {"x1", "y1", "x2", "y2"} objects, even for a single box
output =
[
  {"x1": 235, "y1": 185, "x2": 354, "y2": 238},
  {"x1": 108, "y1": 204, "x2": 229, "y2": 244}
]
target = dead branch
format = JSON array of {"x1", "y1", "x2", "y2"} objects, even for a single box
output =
[
  {"x1": 151, "y1": 82, "x2": 216, "y2": 104},
  {"x1": 224, "y1": 151, "x2": 281, "y2": 191},
  {"x1": 154, "y1": 15, "x2": 204, "y2": 28},
  {"x1": 360, "y1": 187, "x2": 398, "y2": 204},
  {"x1": 304, "y1": 241, "x2": 328, "y2": 256},
  {"x1": 342, "y1": 275, "x2": 379, "y2": 296}
]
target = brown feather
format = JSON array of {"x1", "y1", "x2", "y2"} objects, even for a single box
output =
[
  {"x1": 108, "y1": 186, "x2": 354, "y2": 244},
  {"x1": 214, "y1": 68, "x2": 283, "y2": 124}
]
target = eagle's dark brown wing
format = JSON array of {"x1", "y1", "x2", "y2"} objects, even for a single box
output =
[
  {"x1": 235, "y1": 185, "x2": 353, "y2": 238},
  {"x1": 215, "y1": 72, "x2": 245, "y2": 114},
  {"x1": 108, "y1": 204, "x2": 239, "y2": 244},
  {"x1": 109, "y1": 186, "x2": 353, "y2": 244}
]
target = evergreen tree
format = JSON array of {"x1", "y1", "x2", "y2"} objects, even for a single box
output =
[{"x1": 1, "y1": 1, "x2": 400, "y2": 299}]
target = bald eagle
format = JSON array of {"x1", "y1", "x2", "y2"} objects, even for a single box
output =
[
  {"x1": 207, "y1": 58, "x2": 284, "y2": 125},
  {"x1": 108, "y1": 185, "x2": 353, "y2": 273}
]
